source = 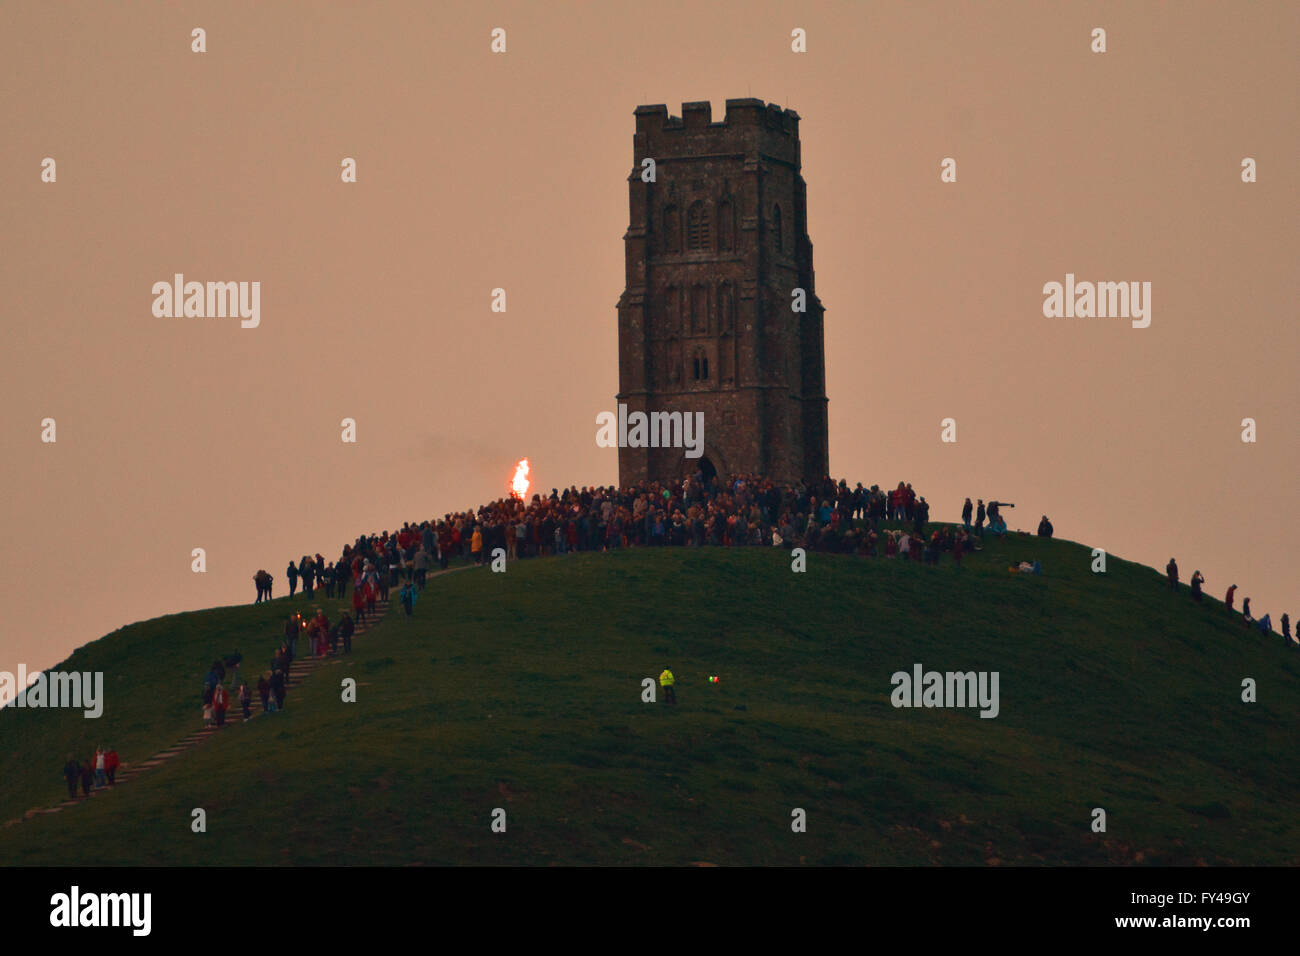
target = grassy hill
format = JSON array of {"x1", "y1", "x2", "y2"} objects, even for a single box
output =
[{"x1": 2, "y1": 528, "x2": 1298, "y2": 865}]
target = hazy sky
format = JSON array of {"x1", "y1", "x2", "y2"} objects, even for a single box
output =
[{"x1": 2, "y1": 0, "x2": 1296, "y2": 677}]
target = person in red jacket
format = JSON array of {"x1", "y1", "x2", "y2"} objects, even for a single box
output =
[
  {"x1": 212, "y1": 683, "x2": 229, "y2": 727},
  {"x1": 104, "y1": 748, "x2": 120, "y2": 785},
  {"x1": 1225, "y1": 584, "x2": 1237, "y2": 613}
]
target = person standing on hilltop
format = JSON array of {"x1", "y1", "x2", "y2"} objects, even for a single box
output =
[
  {"x1": 1242, "y1": 597, "x2": 1253, "y2": 624},
  {"x1": 300, "y1": 556, "x2": 315, "y2": 598},
  {"x1": 975, "y1": 500, "x2": 986, "y2": 536},
  {"x1": 1282, "y1": 613, "x2": 1292, "y2": 645},
  {"x1": 962, "y1": 498, "x2": 973, "y2": 530},
  {"x1": 1225, "y1": 584, "x2": 1237, "y2": 613},
  {"x1": 1190, "y1": 570, "x2": 1205, "y2": 602},
  {"x1": 659, "y1": 667, "x2": 676, "y2": 705},
  {"x1": 1166, "y1": 558, "x2": 1179, "y2": 591},
  {"x1": 413, "y1": 546, "x2": 430, "y2": 589},
  {"x1": 286, "y1": 560, "x2": 299, "y2": 598}
]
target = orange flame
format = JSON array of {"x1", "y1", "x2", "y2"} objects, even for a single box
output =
[{"x1": 510, "y1": 458, "x2": 531, "y2": 500}]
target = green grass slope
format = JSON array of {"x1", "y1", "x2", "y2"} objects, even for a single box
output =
[{"x1": 2, "y1": 529, "x2": 1297, "y2": 865}]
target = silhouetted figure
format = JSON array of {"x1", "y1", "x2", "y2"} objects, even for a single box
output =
[
  {"x1": 1037, "y1": 515, "x2": 1054, "y2": 537},
  {"x1": 1225, "y1": 584, "x2": 1237, "y2": 612},
  {"x1": 1190, "y1": 570, "x2": 1205, "y2": 602},
  {"x1": 270, "y1": 669, "x2": 286, "y2": 710},
  {"x1": 961, "y1": 498, "x2": 973, "y2": 529},
  {"x1": 1166, "y1": 558, "x2": 1179, "y2": 591},
  {"x1": 339, "y1": 612, "x2": 354, "y2": 654}
]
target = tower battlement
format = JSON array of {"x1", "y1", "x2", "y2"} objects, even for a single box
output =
[{"x1": 634, "y1": 99, "x2": 800, "y2": 136}]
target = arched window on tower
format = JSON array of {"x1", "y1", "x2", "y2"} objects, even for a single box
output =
[
  {"x1": 717, "y1": 199, "x2": 734, "y2": 252},
  {"x1": 687, "y1": 200, "x2": 710, "y2": 251},
  {"x1": 691, "y1": 285, "x2": 707, "y2": 334},
  {"x1": 771, "y1": 204, "x2": 783, "y2": 254},
  {"x1": 718, "y1": 282, "x2": 734, "y2": 333},
  {"x1": 664, "y1": 204, "x2": 680, "y2": 254},
  {"x1": 692, "y1": 348, "x2": 710, "y2": 382}
]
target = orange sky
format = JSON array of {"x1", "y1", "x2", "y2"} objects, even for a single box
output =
[{"x1": 1, "y1": 0, "x2": 1296, "y2": 677}]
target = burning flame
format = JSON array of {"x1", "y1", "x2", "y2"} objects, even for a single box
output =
[{"x1": 510, "y1": 458, "x2": 531, "y2": 500}]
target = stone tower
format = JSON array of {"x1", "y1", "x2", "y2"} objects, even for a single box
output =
[{"x1": 616, "y1": 99, "x2": 828, "y2": 487}]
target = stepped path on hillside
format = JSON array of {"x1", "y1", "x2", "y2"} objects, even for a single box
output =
[
  {"x1": 5, "y1": 566, "x2": 471, "y2": 827},
  {"x1": 5, "y1": 595, "x2": 388, "y2": 826}
]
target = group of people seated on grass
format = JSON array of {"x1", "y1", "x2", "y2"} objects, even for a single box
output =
[
  {"x1": 1166, "y1": 560, "x2": 1295, "y2": 647},
  {"x1": 61, "y1": 748, "x2": 119, "y2": 799}
]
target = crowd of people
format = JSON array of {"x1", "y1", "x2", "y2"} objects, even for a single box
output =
[
  {"x1": 1166, "y1": 559, "x2": 1293, "y2": 646},
  {"x1": 57, "y1": 469, "x2": 1295, "y2": 804},
  {"x1": 61, "y1": 747, "x2": 119, "y2": 800},
  {"x1": 272, "y1": 477, "x2": 1000, "y2": 590},
  {"x1": 201, "y1": 653, "x2": 247, "y2": 727}
]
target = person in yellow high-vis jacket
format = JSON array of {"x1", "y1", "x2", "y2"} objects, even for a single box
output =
[{"x1": 659, "y1": 668, "x2": 676, "y2": 705}]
